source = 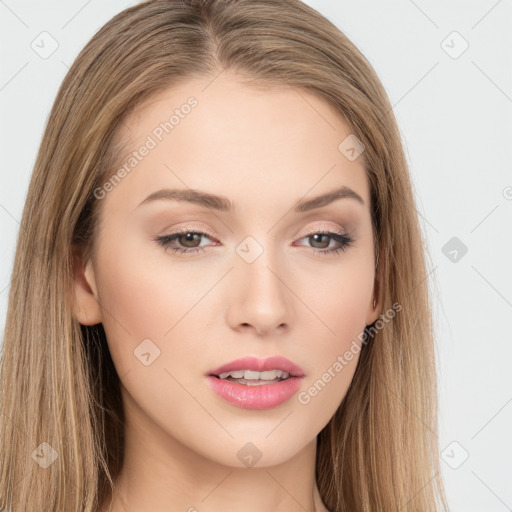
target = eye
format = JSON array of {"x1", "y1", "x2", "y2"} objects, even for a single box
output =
[
  {"x1": 154, "y1": 226, "x2": 354, "y2": 256},
  {"x1": 154, "y1": 227, "x2": 217, "y2": 255},
  {"x1": 294, "y1": 228, "x2": 354, "y2": 256}
]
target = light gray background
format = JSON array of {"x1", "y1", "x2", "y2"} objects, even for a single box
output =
[{"x1": 1, "y1": 1, "x2": 511, "y2": 510}]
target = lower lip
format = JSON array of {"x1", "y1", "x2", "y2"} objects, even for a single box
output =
[{"x1": 206, "y1": 375, "x2": 303, "y2": 410}]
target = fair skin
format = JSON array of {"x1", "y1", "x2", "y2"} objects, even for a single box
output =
[{"x1": 71, "y1": 71, "x2": 381, "y2": 512}]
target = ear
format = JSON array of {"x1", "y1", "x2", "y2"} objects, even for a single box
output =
[
  {"x1": 365, "y1": 274, "x2": 382, "y2": 326},
  {"x1": 70, "y1": 246, "x2": 103, "y2": 326}
]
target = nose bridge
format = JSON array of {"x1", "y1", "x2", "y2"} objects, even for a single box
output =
[{"x1": 228, "y1": 234, "x2": 290, "y2": 334}]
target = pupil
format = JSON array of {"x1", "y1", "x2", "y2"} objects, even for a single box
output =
[
  {"x1": 180, "y1": 233, "x2": 199, "y2": 247},
  {"x1": 311, "y1": 234, "x2": 329, "y2": 249}
]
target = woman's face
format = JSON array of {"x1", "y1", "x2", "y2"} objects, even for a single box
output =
[{"x1": 73, "y1": 72, "x2": 380, "y2": 469}]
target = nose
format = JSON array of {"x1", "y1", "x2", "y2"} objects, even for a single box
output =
[{"x1": 226, "y1": 251, "x2": 291, "y2": 336}]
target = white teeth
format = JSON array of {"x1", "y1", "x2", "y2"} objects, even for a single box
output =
[
  {"x1": 223, "y1": 370, "x2": 245, "y2": 379},
  {"x1": 218, "y1": 369, "x2": 290, "y2": 380},
  {"x1": 244, "y1": 370, "x2": 262, "y2": 380}
]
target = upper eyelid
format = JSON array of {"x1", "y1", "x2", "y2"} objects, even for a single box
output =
[
  {"x1": 167, "y1": 225, "x2": 218, "y2": 240},
  {"x1": 165, "y1": 224, "x2": 348, "y2": 238}
]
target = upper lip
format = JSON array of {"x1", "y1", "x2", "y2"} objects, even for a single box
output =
[{"x1": 208, "y1": 356, "x2": 305, "y2": 378}]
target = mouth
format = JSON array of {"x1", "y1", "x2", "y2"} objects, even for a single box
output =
[
  {"x1": 207, "y1": 355, "x2": 305, "y2": 383},
  {"x1": 205, "y1": 356, "x2": 305, "y2": 409}
]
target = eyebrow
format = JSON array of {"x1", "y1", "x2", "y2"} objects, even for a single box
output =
[{"x1": 135, "y1": 185, "x2": 365, "y2": 212}]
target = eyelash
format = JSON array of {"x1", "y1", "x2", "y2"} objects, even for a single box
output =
[{"x1": 154, "y1": 226, "x2": 354, "y2": 257}]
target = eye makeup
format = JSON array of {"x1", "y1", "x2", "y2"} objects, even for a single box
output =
[{"x1": 153, "y1": 225, "x2": 355, "y2": 257}]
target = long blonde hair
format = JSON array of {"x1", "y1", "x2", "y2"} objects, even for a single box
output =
[{"x1": 0, "y1": 0, "x2": 448, "y2": 510}]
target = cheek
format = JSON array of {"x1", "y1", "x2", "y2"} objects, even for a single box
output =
[
  {"x1": 299, "y1": 259, "x2": 373, "y2": 400},
  {"x1": 302, "y1": 256, "x2": 375, "y2": 341},
  {"x1": 92, "y1": 239, "x2": 185, "y2": 375},
  {"x1": 96, "y1": 258, "x2": 171, "y2": 333},
  {"x1": 295, "y1": 284, "x2": 370, "y2": 428}
]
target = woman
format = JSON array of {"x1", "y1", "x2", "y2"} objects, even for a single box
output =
[{"x1": 0, "y1": 0, "x2": 449, "y2": 510}]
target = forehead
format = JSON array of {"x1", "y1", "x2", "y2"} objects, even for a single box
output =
[{"x1": 102, "y1": 73, "x2": 370, "y2": 212}]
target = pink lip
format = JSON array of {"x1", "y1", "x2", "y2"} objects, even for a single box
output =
[
  {"x1": 207, "y1": 356, "x2": 305, "y2": 378},
  {"x1": 206, "y1": 356, "x2": 305, "y2": 410},
  {"x1": 206, "y1": 375, "x2": 303, "y2": 410}
]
